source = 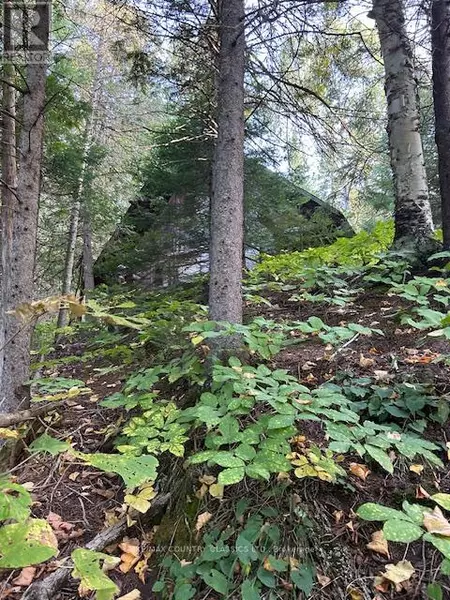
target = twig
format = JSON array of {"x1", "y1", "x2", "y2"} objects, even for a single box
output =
[
  {"x1": 329, "y1": 333, "x2": 360, "y2": 360},
  {"x1": 22, "y1": 493, "x2": 171, "y2": 600},
  {"x1": 0, "y1": 401, "x2": 65, "y2": 428}
]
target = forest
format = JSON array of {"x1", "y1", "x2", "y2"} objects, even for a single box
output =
[{"x1": 3, "y1": 0, "x2": 450, "y2": 598}]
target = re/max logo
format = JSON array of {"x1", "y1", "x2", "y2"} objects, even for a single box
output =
[{"x1": 1, "y1": 1, "x2": 51, "y2": 64}]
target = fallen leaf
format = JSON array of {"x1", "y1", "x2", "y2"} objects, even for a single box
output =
[
  {"x1": 423, "y1": 507, "x2": 450, "y2": 536},
  {"x1": 349, "y1": 463, "x2": 371, "y2": 481},
  {"x1": 409, "y1": 464, "x2": 424, "y2": 475},
  {"x1": 13, "y1": 566, "x2": 37, "y2": 586},
  {"x1": 317, "y1": 573, "x2": 331, "y2": 587},
  {"x1": 117, "y1": 590, "x2": 141, "y2": 600},
  {"x1": 416, "y1": 486, "x2": 431, "y2": 499},
  {"x1": 119, "y1": 538, "x2": 141, "y2": 573},
  {"x1": 195, "y1": 511, "x2": 212, "y2": 532},
  {"x1": 68, "y1": 471, "x2": 80, "y2": 481},
  {"x1": 47, "y1": 512, "x2": 78, "y2": 540},
  {"x1": 367, "y1": 530, "x2": 390, "y2": 558},
  {"x1": 382, "y1": 560, "x2": 415, "y2": 585},
  {"x1": 301, "y1": 361, "x2": 316, "y2": 371},
  {"x1": 348, "y1": 588, "x2": 364, "y2": 600},
  {"x1": 373, "y1": 370, "x2": 394, "y2": 382},
  {"x1": 333, "y1": 510, "x2": 344, "y2": 523},
  {"x1": 209, "y1": 483, "x2": 224, "y2": 498},
  {"x1": 359, "y1": 354, "x2": 375, "y2": 368},
  {"x1": 199, "y1": 475, "x2": 216, "y2": 485}
]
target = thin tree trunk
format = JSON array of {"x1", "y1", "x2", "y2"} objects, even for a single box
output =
[
  {"x1": 372, "y1": 0, "x2": 435, "y2": 253},
  {"x1": 431, "y1": 0, "x2": 450, "y2": 249},
  {"x1": 0, "y1": 5, "x2": 18, "y2": 414},
  {"x1": 81, "y1": 202, "x2": 95, "y2": 292},
  {"x1": 0, "y1": 0, "x2": 50, "y2": 413},
  {"x1": 208, "y1": 0, "x2": 245, "y2": 325}
]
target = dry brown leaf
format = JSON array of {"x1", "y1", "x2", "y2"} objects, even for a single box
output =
[
  {"x1": 348, "y1": 588, "x2": 364, "y2": 600},
  {"x1": 366, "y1": 530, "x2": 390, "y2": 558},
  {"x1": 119, "y1": 539, "x2": 140, "y2": 557},
  {"x1": 359, "y1": 354, "x2": 375, "y2": 368},
  {"x1": 373, "y1": 370, "x2": 394, "y2": 382},
  {"x1": 195, "y1": 511, "x2": 212, "y2": 532},
  {"x1": 416, "y1": 486, "x2": 431, "y2": 499},
  {"x1": 333, "y1": 510, "x2": 344, "y2": 523},
  {"x1": 195, "y1": 484, "x2": 209, "y2": 499},
  {"x1": 120, "y1": 553, "x2": 140, "y2": 574},
  {"x1": 198, "y1": 475, "x2": 216, "y2": 485},
  {"x1": 382, "y1": 560, "x2": 415, "y2": 585},
  {"x1": 423, "y1": 507, "x2": 450, "y2": 536},
  {"x1": 317, "y1": 573, "x2": 331, "y2": 587},
  {"x1": 349, "y1": 463, "x2": 371, "y2": 481},
  {"x1": 117, "y1": 590, "x2": 141, "y2": 600},
  {"x1": 409, "y1": 464, "x2": 424, "y2": 475},
  {"x1": 68, "y1": 471, "x2": 80, "y2": 481},
  {"x1": 13, "y1": 567, "x2": 36, "y2": 586}
]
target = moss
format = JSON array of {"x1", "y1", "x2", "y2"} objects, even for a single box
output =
[{"x1": 153, "y1": 495, "x2": 201, "y2": 560}]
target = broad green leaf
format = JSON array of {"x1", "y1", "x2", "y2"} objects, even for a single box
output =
[
  {"x1": 72, "y1": 549, "x2": 119, "y2": 600},
  {"x1": 189, "y1": 450, "x2": 218, "y2": 464},
  {"x1": 402, "y1": 501, "x2": 428, "y2": 525},
  {"x1": 0, "y1": 519, "x2": 58, "y2": 567},
  {"x1": 424, "y1": 533, "x2": 450, "y2": 560},
  {"x1": 440, "y1": 558, "x2": 450, "y2": 575},
  {"x1": 236, "y1": 532, "x2": 258, "y2": 565},
  {"x1": 427, "y1": 583, "x2": 443, "y2": 600},
  {"x1": 290, "y1": 564, "x2": 315, "y2": 595},
  {"x1": 218, "y1": 467, "x2": 245, "y2": 485},
  {"x1": 202, "y1": 569, "x2": 228, "y2": 595},
  {"x1": 241, "y1": 579, "x2": 260, "y2": 600},
  {"x1": 365, "y1": 444, "x2": 393, "y2": 473},
  {"x1": 245, "y1": 463, "x2": 270, "y2": 481},
  {"x1": 432, "y1": 494, "x2": 450, "y2": 511},
  {"x1": 0, "y1": 480, "x2": 31, "y2": 521},
  {"x1": 212, "y1": 452, "x2": 245, "y2": 468},
  {"x1": 356, "y1": 503, "x2": 408, "y2": 522},
  {"x1": 383, "y1": 519, "x2": 423, "y2": 543},
  {"x1": 257, "y1": 567, "x2": 276, "y2": 588},
  {"x1": 267, "y1": 415, "x2": 294, "y2": 429},
  {"x1": 235, "y1": 444, "x2": 257, "y2": 462},
  {"x1": 29, "y1": 433, "x2": 72, "y2": 456},
  {"x1": 83, "y1": 453, "x2": 158, "y2": 488},
  {"x1": 152, "y1": 580, "x2": 166, "y2": 593}
]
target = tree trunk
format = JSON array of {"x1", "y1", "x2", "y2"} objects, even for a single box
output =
[
  {"x1": 0, "y1": 0, "x2": 50, "y2": 413},
  {"x1": 432, "y1": 0, "x2": 450, "y2": 249},
  {"x1": 372, "y1": 0, "x2": 435, "y2": 253},
  {"x1": 0, "y1": 7, "x2": 18, "y2": 414},
  {"x1": 208, "y1": 0, "x2": 245, "y2": 325},
  {"x1": 81, "y1": 202, "x2": 95, "y2": 292}
]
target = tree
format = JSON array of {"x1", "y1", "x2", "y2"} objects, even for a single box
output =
[
  {"x1": 371, "y1": 0, "x2": 435, "y2": 253},
  {"x1": 0, "y1": 0, "x2": 51, "y2": 413},
  {"x1": 209, "y1": 0, "x2": 246, "y2": 325},
  {"x1": 431, "y1": 0, "x2": 450, "y2": 248}
]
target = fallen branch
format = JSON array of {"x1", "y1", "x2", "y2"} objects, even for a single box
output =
[
  {"x1": 0, "y1": 401, "x2": 65, "y2": 428},
  {"x1": 22, "y1": 493, "x2": 171, "y2": 600}
]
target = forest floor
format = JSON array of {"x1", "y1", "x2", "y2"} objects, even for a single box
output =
[{"x1": 1, "y1": 276, "x2": 450, "y2": 600}]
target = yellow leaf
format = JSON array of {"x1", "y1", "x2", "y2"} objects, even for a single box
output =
[
  {"x1": 366, "y1": 530, "x2": 390, "y2": 558},
  {"x1": 359, "y1": 354, "x2": 375, "y2": 368},
  {"x1": 382, "y1": 560, "x2": 415, "y2": 585},
  {"x1": 409, "y1": 464, "x2": 424, "y2": 475},
  {"x1": 199, "y1": 475, "x2": 216, "y2": 485},
  {"x1": 195, "y1": 511, "x2": 212, "y2": 532},
  {"x1": 348, "y1": 588, "x2": 364, "y2": 600},
  {"x1": 0, "y1": 428, "x2": 20, "y2": 439},
  {"x1": 124, "y1": 494, "x2": 151, "y2": 514},
  {"x1": 117, "y1": 590, "x2": 141, "y2": 600},
  {"x1": 349, "y1": 463, "x2": 371, "y2": 481},
  {"x1": 423, "y1": 507, "x2": 450, "y2": 536},
  {"x1": 191, "y1": 335, "x2": 204, "y2": 346},
  {"x1": 209, "y1": 483, "x2": 224, "y2": 498}
]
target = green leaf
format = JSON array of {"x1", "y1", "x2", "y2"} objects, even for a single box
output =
[
  {"x1": 235, "y1": 444, "x2": 257, "y2": 462},
  {"x1": 218, "y1": 467, "x2": 245, "y2": 485},
  {"x1": 432, "y1": 494, "x2": 450, "y2": 511},
  {"x1": 424, "y1": 533, "x2": 450, "y2": 560},
  {"x1": 189, "y1": 450, "x2": 218, "y2": 464},
  {"x1": 402, "y1": 501, "x2": 428, "y2": 525},
  {"x1": 218, "y1": 416, "x2": 240, "y2": 441},
  {"x1": 267, "y1": 414, "x2": 294, "y2": 429},
  {"x1": 174, "y1": 583, "x2": 195, "y2": 600},
  {"x1": 202, "y1": 569, "x2": 228, "y2": 595},
  {"x1": 236, "y1": 532, "x2": 258, "y2": 565},
  {"x1": 29, "y1": 433, "x2": 71, "y2": 456},
  {"x1": 212, "y1": 452, "x2": 245, "y2": 468},
  {"x1": 72, "y1": 549, "x2": 119, "y2": 600},
  {"x1": 83, "y1": 453, "x2": 158, "y2": 488},
  {"x1": 427, "y1": 583, "x2": 443, "y2": 600},
  {"x1": 241, "y1": 579, "x2": 260, "y2": 600},
  {"x1": 383, "y1": 519, "x2": 423, "y2": 543},
  {"x1": 364, "y1": 444, "x2": 393, "y2": 473},
  {"x1": 440, "y1": 558, "x2": 450, "y2": 575},
  {"x1": 152, "y1": 580, "x2": 166, "y2": 592},
  {"x1": 0, "y1": 480, "x2": 31, "y2": 521},
  {"x1": 356, "y1": 503, "x2": 408, "y2": 522},
  {"x1": 0, "y1": 519, "x2": 58, "y2": 567},
  {"x1": 264, "y1": 556, "x2": 287, "y2": 571},
  {"x1": 257, "y1": 567, "x2": 276, "y2": 588},
  {"x1": 290, "y1": 564, "x2": 315, "y2": 595},
  {"x1": 245, "y1": 463, "x2": 270, "y2": 480}
]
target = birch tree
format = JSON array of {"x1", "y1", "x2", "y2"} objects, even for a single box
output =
[
  {"x1": 209, "y1": 0, "x2": 245, "y2": 325},
  {"x1": 371, "y1": 0, "x2": 435, "y2": 253}
]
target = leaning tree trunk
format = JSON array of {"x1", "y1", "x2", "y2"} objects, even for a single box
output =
[
  {"x1": 81, "y1": 201, "x2": 95, "y2": 292},
  {"x1": 432, "y1": 0, "x2": 450, "y2": 249},
  {"x1": 0, "y1": 0, "x2": 50, "y2": 413},
  {"x1": 0, "y1": 8, "x2": 18, "y2": 414},
  {"x1": 372, "y1": 0, "x2": 435, "y2": 253},
  {"x1": 208, "y1": 0, "x2": 245, "y2": 325}
]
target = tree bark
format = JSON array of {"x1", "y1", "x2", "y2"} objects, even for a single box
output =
[
  {"x1": 208, "y1": 0, "x2": 245, "y2": 325},
  {"x1": 432, "y1": 0, "x2": 450, "y2": 249},
  {"x1": 0, "y1": 0, "x2": 50, "y2": 413},
  {"x1": 372, "y1": 0, "x2": 435, "y2": 253},
  {"x1": 81, "y1": 201, "x2": 95, "y2": 292},
  {"x1": 0, "y1": 4, "x2": 18, "y2": 414}
]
